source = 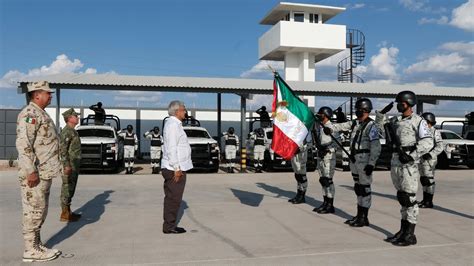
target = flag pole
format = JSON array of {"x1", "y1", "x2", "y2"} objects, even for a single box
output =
[{"x1": 314, "y1": 115, "x2": 355, "y2": 163}]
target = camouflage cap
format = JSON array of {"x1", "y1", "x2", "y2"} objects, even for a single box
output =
[
  {"x1": 27, "y1": 81, "x2": 54, "y2": 93},
  {"x1": 62, "y1": 108, "x2": 80, "y2": 119}
]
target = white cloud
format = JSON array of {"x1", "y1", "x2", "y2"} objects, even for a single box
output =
[
  {"x1": 400, "y1": 0, "x2": 428, "y2": 11},
  {"x1": 450, "y1": 0, "x2": 474, "y2": 32},
  {"x1": 0, "y1": 54, "x2": 106, "y2": 90},
  {"x1": 418, "y1": 16, "x2": 449, "y2": 25},
  {"x1": 240, "y1": 60, "x2": 283, "y2": 79},
  {"x1": 405, "y1": 52, "x2": 470, "y2": 74},
  {"x1": 356, "y1": 46, "x2": 400, "y2": 83},
  {"x1": 247, "y1": 94, "x2": 273, "y2": 110},
  {"x1": 345, "y1": 3, "x2": 365, "y2": 9},
  {"x1": 440, "y1": 41, "x2": 474, "y2": 56}
]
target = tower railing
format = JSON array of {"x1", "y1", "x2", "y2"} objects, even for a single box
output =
[{"x1": 337, "y1": 29, "x2": 365, "y2": 83}]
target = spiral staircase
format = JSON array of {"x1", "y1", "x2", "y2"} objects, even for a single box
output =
[{"x1": 337, "y1": 29, "x2": 366, "y2": 83}]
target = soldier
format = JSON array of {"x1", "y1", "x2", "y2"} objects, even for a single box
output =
[
  {"x1": 119, "y1": 125, "x2": 138, "y2": 174},
  {"x1": 328, "y1": 99, "x2": 381, "y2": 226},
  {"x1": 223, "y1": 127, "x2": 239, "y2": 173},
  {"x1": 250, "y1": 128, "x2": 265, "y2": 173},
  {"x1": 16, "y1": 81, "x2": 61, "y2": 262},
  {"x1": 89, "y1": 101, "x2": 105, "y2": 125},
  {"x1": 376, "y1": 91, "x2": 433, "y2": 246},
  {"x1": 144, "y1": 126, "x2": 163, "y2": 174},
  {"x1": 256, "y1": 106, "x2": 271, "y2": 128},
  {"x1": 313, "y1": 107, "x2": 338, "y2": 214},
  {"x1": 288, "y1": 133, "x2": 312, "y2": 204},
  {"x1": 59, "y1": 108, "x2": 82, "y2": 222},
  {"x1": 418, "y1": 112, "x2": 444, "y2": 208}
]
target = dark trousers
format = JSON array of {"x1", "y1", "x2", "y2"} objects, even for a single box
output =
[{"x1": 162, "y1": 168, "x2": 187, "y2": 231}]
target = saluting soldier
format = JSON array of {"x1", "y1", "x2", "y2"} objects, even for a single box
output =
[
  {"x1": 376, "y1": 91, "x2": 433, "y2": 246},
  {"x1": 223, "y1": 127, "x2": 239, "y2": 173},
  {"x1": 119, "y1": 125, "x2": 138, "y2": 174},
  {"x1": 59, "y1": 108, "x2": 82, "y2": 222},
  {"x1": 16, "y1": 81, "x2": 62, "y2": 262},
  {"x1": 250, "y1": 128, "x2": 265, "y2": 173},
  {"x1": 144, "y1": 126, "x2": 163, "y2": 174}
]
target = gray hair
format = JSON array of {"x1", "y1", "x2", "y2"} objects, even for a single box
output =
[{"x1": 168, "y1": 100, "x2": 185, "y2": 116}]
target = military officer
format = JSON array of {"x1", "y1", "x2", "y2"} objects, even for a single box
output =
[
  {"x1": 119, "y1": 125, "x2": 138, "y2": 174},
  {"x1": 16, "y1": 81, "x2": 61, "y2": 262},
  {"x1": 250, "y1": 128, "x2": 265, "y2": 173},
  {"x1": 223, "y1": 127, "x2": 239, "y2": 173},
  {"x1": 144, "y1": 126, "x2": 163, "y2": 174},
  {"x1": 376, "y1": 91, "x2": 433, "y2": 246},
  {"x1": 329, "y1": 99, "x2": 381, "y2": 226},
  {"x1": 59, "y1": 108, "x2": 82, "y2": 222},
  {"x1": 313, "y1": 107, "x2": 338, "y2": 214},
  {"x1": 288, "y1": 133, "x2": 312, "y2": 204},
  {"x1": 419, "y1": 112, "x2": 444, "y2": 208}
]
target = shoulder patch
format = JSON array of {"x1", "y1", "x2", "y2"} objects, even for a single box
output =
[
  {"x1": 368, "y1": 125, "x2": 379, "y2": 141},
  {"x1": 24, "y1": 117, "x2": 36, "y2": 124},
  {"x1": 418, "y1": 120, "x2": 432, "y2": 139}
]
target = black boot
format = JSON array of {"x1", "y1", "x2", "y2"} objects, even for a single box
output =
[
  {"x1": 319, "y1": 197, "x2": 335, "y2": 214},
  {"x1": 419, "y1": 192, "x2": 434, "y2": 208},
  {"x1": 345, "y1": 205, "x2": 362, "y2": 225},
  {"x1": 128, "y1": 167, "x2": 133, "y2": 174},
  {"x1": 350, "y1": 206, "x2": 370, "y2": 227},
  {"x1": 392, "y1": 222, "x2": 417, "y2": 246},
  {"x1": 313, "y1": 196, "x2": 328, "y2": 213},
  {"x1": 152, "y1": 167, "x2": 156, "y2": 174},
  {"x1": 385, "y1": 220, "x2": 408, "y2": 243},
  {"x1": 289, "y1": 190, "x2": 305, "y2": 204},
  {"x1": 125, "y1": 168, "x2": 130, "y2": 174}
]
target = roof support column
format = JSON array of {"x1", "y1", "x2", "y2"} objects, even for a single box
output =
[
  {"x1": 217, "y1": 93, "x2": 222, "y2": 147},
  {"x1": 240, "y1": 95, "x2": 247, "y2": 173},
  {"x1": 55, "y1": 88, "x2": 61, "y2": 130}
]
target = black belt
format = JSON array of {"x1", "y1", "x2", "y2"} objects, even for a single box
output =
[
  {"x1": 401, "y1": 146, "x2": 416, "y2": 152},
  {"x1": 354, "y1": 149, "x2": 370, "y2": 154}
]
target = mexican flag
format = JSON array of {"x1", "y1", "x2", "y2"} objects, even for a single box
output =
[{"x1": 271, "y1": 73, "x2": 315, "y2": 160}]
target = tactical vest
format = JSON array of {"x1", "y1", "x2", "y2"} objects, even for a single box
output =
[
  {"x1": 151, "y1": 134, "x2": 162, "y2": 147},
  {"x1": 390, "y1": 114, "x2": 428, "y2": 148},
  {"x1": 226, "y1": 135, "x2": 237, "y2": 146},
  {"x1": 254, "y1": 136, "x2": 265, "y2": 146},
  {"x1": 124, "y1": 133, "x2": 136, "y2": 146}
]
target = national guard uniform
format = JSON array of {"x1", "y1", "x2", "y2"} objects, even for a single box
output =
[
  {"x1": 313, "y1": 107, "x2": 338, "y2": 214},
  {"x1": 250, "y1": 128, "x2": 265, "y2": 173},
  {"x1": 288, "y1": 133, "x2": 312, "y2": 204},
  {"x1": 59, "y1": 108, "x2": 82, "y2": 222},
  {"x1": 419, "y1": 112, "x2": 444, "y2": 208},
  {"x1": 376, "y1": 91, "x2": 433, "y2": 246},
  {"x1": 223, "y1": 127, "x2": 239, "y2": 173},
  {"x1": 331, "y1": 99, "x2": 381, "y2": 226},
  {"x1": 144, "y1": 126, "x2": 163, "y2": 174},
  {"x1": 16, "y1": 81, "x2": 61, "y2": 262},
  {"x1": 119, "y1": 125, "x2": 138, "y2": 174}
]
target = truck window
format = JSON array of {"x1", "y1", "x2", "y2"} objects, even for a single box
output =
[
  {"x1": 78, "y1": 129, "x2": 115, "y2": 138},
  {"x1": 185, "y1": 129, "x2": 210, "y2": 138},
  {"x1": 441, "y1": 132, "x2": 462, "y2": 140}
]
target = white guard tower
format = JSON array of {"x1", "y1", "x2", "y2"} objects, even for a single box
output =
[{"x1": 259, "y1": 2, "x2": 346, "y2": 107}]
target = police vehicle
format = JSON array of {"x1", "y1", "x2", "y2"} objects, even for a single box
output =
[{"x1": 76, "y1": 114, "x2": 124, "y2": 172}]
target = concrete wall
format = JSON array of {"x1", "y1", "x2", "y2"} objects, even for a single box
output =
[{"x1": 0, "y1": 109, "x2": 20, "y2": 160}]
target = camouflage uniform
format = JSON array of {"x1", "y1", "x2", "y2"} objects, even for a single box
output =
[
  {"x1": 332, "y1": 118, "x2": 381, "y2": 224},
  {"x1": 59, "y1": 119, "x2": 81, "y2": 209},
  {"x1": 376, "y1": 112, "x2": 432, "y2": 224},
  {"x1": 250, "y1": 130, "x2": 265, "y2": 172},
  {"x1": 144, "y1": 130, "x2": 163, "y2": 173},
  {"x1": 118, "y1": 129, "x2": 138, "y2": 174},
  {"x1": 288, "y1": 133, "x2": 312, "y2": 204},
  {"x1": 419, "y1": 127, "x2": 444, "y2": 202},
  {"x1": 16, "y1": 100, "x2": 62, "y2": 261},
  {"x1": 314, "y1": 121, "x2": 338, "y2": 212},
  {"x1": 223, "y1": 131, "x2": 239, "y2": 173}
]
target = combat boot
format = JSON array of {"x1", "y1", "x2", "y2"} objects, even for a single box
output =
[
  {"x1": 23, "y1": 234, "x2": 59, "y2": 262},
  {"x1": 385, "y1": 219, "x2": 408, "y2": 243},
  {"x1": 288, "y1": 190, "x2": 305, "y2": 204},
  {"x1": 151, "y1": 167, "x2": 156, "y2": 174},
  {"x1": 345, "y1": 205, "x2": 362, "y2": 225},
  {"x1": 319, "y1": 197, "x2": 335, "y2": 214},
  {"x1": 35, "y1": 231, "x2": 61, "y2": 256},
  {"x1": 392, "y1": 222, "x2": 417, "y2": 246},
  {"x1": 350, "y1": 206, "x2": 370, "y2": 227},
  {"x1": 313, "y1": 196, "x2": 328, "y2": 213},
  {"x1": 419, "y1": 192, "x2": 434, "y2": 208},
  {"x1": 60, "y1": 206, "x2": 79, "y2": 222}
]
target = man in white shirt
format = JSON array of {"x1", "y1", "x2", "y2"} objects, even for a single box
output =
[{"x1": 161, "y1": 100, "x2": 193, "y2": 234}]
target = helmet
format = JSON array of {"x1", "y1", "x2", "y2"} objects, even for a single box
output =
[
  {"x1": 97, "y1": 102, "x2": 103, "y2": 107},
  {"x1": 153, "y1": 126, "x2": 160, "y2": 132},
  {"x1": 127, "y1": 124, "x2": 133, "y2": 131},
  {"x1": 355, "y1": 98, "x2": 373, "y2": 112},
  {"x1": 257, "y1": 128, "x2": 264, "y2": 135},
  {"x1": 396, "y1": 91, "x2": 417, "y2": 107},
  {"x1": 422, "y1": 112, "x2": 436, "y2": 125},
  {"x1": 318, "y1": 106, "x2": 333, "y2": 119},
  {"x1": 228, "y1": 127, "x2": 235, "y2": 134}
]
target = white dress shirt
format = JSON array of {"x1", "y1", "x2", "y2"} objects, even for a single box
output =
[{"x1": 161, "y1": 116, "x2": 193, "y2": 171}]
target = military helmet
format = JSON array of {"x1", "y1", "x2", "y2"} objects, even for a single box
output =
[
  {"x1": 257, "y1": 128, "x2": 264, "y2": 135},
  {"x1": 422, "y1": 112, "x2": 436, "y2": 125},
  {"x1": 396, "y1": 91, "x2": 417, "y2": 107},
  {"x1": 355, "y1": 98, "x2": 373, "y2": 112},
  {"x1": 153, "y1": 126, "x2": 160, "y2": 132},
  {"x1": 228, "y1": 127, "x2": 235, "y2": 134},
  {"x1": 318, "y1": 106, "x2": 333, "y2": 119},
  {"x1": 127, "y1": 124, "x2": 133, "y2": 130},
  {"x1": 97, "y1": 102, "x2": 103, "y2": 107}
]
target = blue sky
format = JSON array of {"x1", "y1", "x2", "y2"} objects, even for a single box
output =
[{"x1": 1, "y1": 0, "x2": 473, "y2": 115}]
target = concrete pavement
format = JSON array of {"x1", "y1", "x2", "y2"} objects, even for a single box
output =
[{"x1": 0, "y1": 167, "x2": 473, "y2": 265}]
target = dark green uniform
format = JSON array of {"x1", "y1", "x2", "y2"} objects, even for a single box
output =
[{"x1": 60, "y1": 125, "x2": 81, "y2": 208}]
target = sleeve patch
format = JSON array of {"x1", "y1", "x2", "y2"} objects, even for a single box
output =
[
  {"x1": 24, "y1": 117, "x2": 36, "y2": 124},
  {"x1": 368, "y1": 125, "x2": 379, "y2": 141},
  {"x1": 419, "y1": 120, "x2": 432, "y2": 139}
]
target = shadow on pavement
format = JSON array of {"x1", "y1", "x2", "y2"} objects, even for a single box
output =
[
  {"x1": 45, "y1": 190, "x2": 114, "y2": 248},
  {"x1": 256, "y1": 182, "x2": 353, "y2": 220},
  {"x1": 230, "y1": 188, "x2": 264, "y2": 207},
  {"x1": 176, "y1": 200, "x2": 189, "y2": 225}
]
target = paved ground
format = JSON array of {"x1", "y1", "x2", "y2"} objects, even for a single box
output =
[{"x1": 1, "y1": 166, "x2": 473, "y2": 265}]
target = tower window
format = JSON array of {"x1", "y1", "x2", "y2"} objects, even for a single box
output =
[
  {"x1": 310, "y1": 14, "x2": 319, "y2": 23},
  {"x1": 294, "y1": 13, "x2": 304, "y2": 22}
]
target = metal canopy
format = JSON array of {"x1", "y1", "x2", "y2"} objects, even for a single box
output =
[{"x1": 18, "y1": 73, "x2": 474, "y2": 101}]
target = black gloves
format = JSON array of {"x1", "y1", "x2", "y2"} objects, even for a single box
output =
[
  {"x1": 364, "y1": 165, "x2": 374, "y2": 176},
  {"x1": 398, "y1": 152, "x2": 414, "y2": 164},
  {"x1": 323, "y1": 127, "x2": 332, "y2": 135},
  {"x1": 380, "y1": 102, "x2": 394, "y2": 114},
  {"x1": 317, "y1": 149, "x2": 328, "y2": 158},
  {"x1": 422, "y1": 153, "x2": 432, "y2": 160}
]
